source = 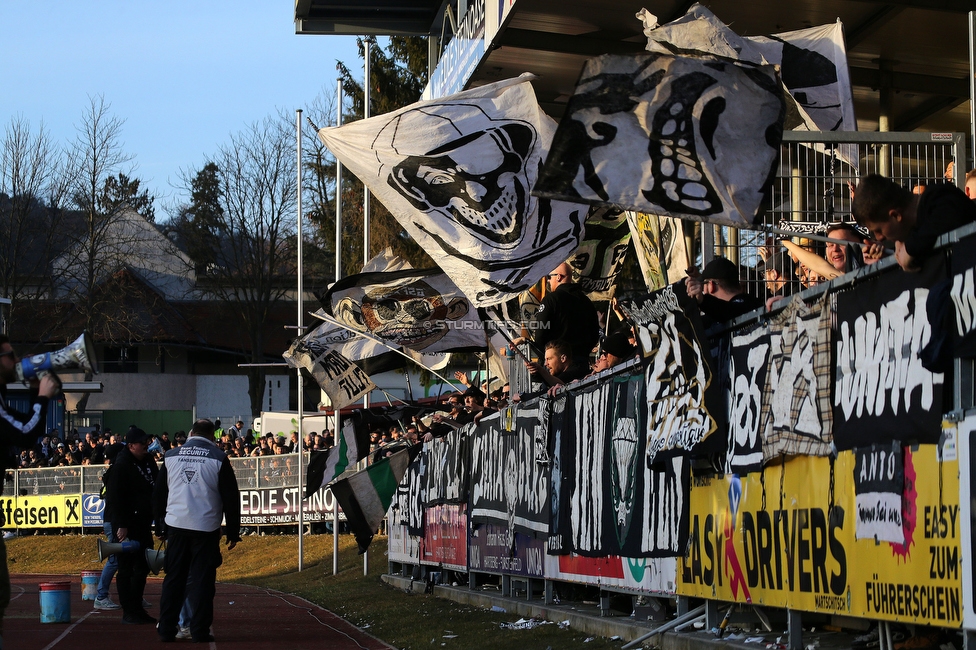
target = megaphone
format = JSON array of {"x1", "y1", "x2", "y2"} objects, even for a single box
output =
[
  {"x1": 97, "y1": 538, "x2": 141, "y2": 562},
  {"x1": 17, "y1": 332, "x2": 98, "y2": 381},
  {"x1": 145, "y1": 547, "x2": 166, "y2": 575}
]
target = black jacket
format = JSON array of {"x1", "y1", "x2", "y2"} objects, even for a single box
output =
[
  {"x1": 534, "y1": 283, "x2": 599, "y2": 360},
  {"x1": 906, "y1": 183, "x2": 976, "y2": 264},
  {"x1": 106, "y1": 446, "x2": 158, "y2": 542},
  {"x1": 0, "y1": 386, "x2": 50, "y2": 484}
]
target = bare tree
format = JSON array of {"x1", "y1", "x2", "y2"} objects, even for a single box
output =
[
  {"x1": 194, "y1": 114, "x2": 299, "y2": 417},
  {"x1": 54, "y1": 96, "x2": 166, "y2": 344},
  {"x1": 0, "y1": 117, "x2": 68, "y2": 324}
]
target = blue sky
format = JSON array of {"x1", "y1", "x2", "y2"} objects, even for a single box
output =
[{"x1": 0, "y1": 1, "x2": 360, "y2": 215}]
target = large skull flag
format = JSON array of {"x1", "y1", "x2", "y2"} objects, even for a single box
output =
[
  {"x1": 323, "y1": 266, "x2": 488, "y2": 354},
  {"x1": 533, "y1": 53, "x2": 785, "y2": 228},
  {"x1": 318, "y1": 76, "x2": 586, "y2": 306}
]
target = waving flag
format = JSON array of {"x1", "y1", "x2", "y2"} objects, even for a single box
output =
[
  {"x1": 283, "y1": 330, "x2": 375, "y2": 410},
  {"x1": 304, "y1": 419, "x2": 370, "y2": 498},
  {"x1": 318, "y1": 75, "x2": 586, "y2": 307},
  {"x1": 323, "y1": 267, "x2": 488, "y2": 354},
  {"x1": 534, "y1": 52, "x2": 785, "y2": 228},
  {"x1": 331, "y1": 445, "x2": 421, "y2": 553}
]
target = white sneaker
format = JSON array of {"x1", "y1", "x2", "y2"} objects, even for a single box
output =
[
  {"x1": 176, "y1": 627, "x2": 192, "y2": 640},
  {"x1": 94, "y1": 597, "x2": 121, "y2": 611}
]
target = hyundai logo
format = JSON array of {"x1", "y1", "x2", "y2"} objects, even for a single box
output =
[{"x1": 83, "y1": 495, "x2": 105, "y2": 514}]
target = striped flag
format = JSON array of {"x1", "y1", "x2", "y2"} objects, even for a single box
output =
[
  {"x1": 304, "y1": 420, "x2": 369, "y2": 499},
  {"x1": 331, "y1": 445, "x2": 420, "y2": 553}
]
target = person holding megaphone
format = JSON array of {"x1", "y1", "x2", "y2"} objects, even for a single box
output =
[{"x1": 0, "y1": 334, "x2": 61, "y2": 643}]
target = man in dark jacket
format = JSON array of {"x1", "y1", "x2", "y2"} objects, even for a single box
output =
[
  {"x1": 154, "y1": 418, "x2": 240, "y2": 643},
  {"x1": 0, "y1": 335, "x2": 60, "y2": 640},
  {"x1": 853, "y1": 173, "x2": 976, "y2": 271},
  {"x1": 106, "y1": 427, "x2": 158, "y2": 624},
  {"x1": 531, "y1": 262, "x2": 599, "y2": 376}
]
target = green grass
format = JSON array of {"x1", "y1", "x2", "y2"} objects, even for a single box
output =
[{"x1": 7, "y1": 533, "x2": 625, "y2": 650}]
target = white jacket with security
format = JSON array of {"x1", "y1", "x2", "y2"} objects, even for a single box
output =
[{"x1": 153, "y1": 435, "x2": 241, "y2": 540}]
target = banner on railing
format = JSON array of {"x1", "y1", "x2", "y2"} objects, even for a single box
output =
[
  {"x1": 678, "y1": 444, "x2": 961, "y2": 627},
  {"x1": 420, "y1": 504, "x2": 468, "y2": 571},
  {"x1": 240, "y1": 487, "x2": 342, "y2": 526}
]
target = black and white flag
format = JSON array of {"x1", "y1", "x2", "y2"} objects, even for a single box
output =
[
  {"x1": 569, "y1": 207, "x2": 632, "y2": 301},
  {"x1": 534, "y1": 52, "x2": 784, "y2": 228},
  {"x1": 323, "y1": 267, "x2": 488, "y2": 354},
  {"x1": 318, "y1": 75, "x2": 586, "y2": 306},
  {"x1": 853, "y1": 442, "x2": 905, "y2": 544},
  {"x1": 282, "y1": 327, "x2": 375, "y2": 410},
  {"x1": 618, "y1": 284, "x2": 719, "y2": 465},
  {"x1": 726, "y1": 324, "x2": 770, "y2": 475},
  {"x1": 640, "y1": 4, "x2": 855, "y2": 137},
  {"x1": 834, "y1": 258, "x2": 946, "y2": 449}
]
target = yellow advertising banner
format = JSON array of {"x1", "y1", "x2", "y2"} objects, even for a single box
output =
[
  {"x1": 677, "y1": 445, "x2": 961, "y2": 627},
  {"x1": 0, "y1": 494, "x2": 83, "y2": 529}
]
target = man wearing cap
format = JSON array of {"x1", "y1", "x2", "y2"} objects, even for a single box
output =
[
  {"x1": 685, "y1": 257, "x2": 763, "y2": 325},
  {"x1": 590, "y1": 327, "x2": 637, "y2": 375},
  {"x1": 0, "y1": 335, "x2": 60, "y2": 641},
  {"x1": 106, "y1": 427, "x2": 158, "y2": 624},
  {"x1": 154, "y1": 418, "x2": 240, "y2": 644}
]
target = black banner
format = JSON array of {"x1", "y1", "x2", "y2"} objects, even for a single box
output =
[
  {"x1": 556, "y1": 374, "x2": 689, "y2": 558},
  {"x1": 468, "y1": 406, "x2": 550, "y2": 540},
  {"x1": 833, "y1": 259, "x2": 946, "y2": 449},
  {"x1": 725, "y1": 324, "x2": 770, "y2": 475},
  {"x1": 949, "y1": 236, "x2": 976, "y2": 358}
]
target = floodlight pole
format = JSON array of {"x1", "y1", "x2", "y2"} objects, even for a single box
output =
[{"x1": 296, "y1": 109, "x2": 306, "y2": 572}]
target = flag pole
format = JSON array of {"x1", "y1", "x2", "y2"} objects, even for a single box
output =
[
  {"x1": 335, "y1": 74, "x2": 344, "y2": 284},
  {"x1": 296, "y1": 109, "x2": 305, "y2": 572},
  {"x1": 361, "y1": 36, "x2": 374, "y2": 579},
  {"x1": 309, "y1": 311, "x2": 468, "y2": 393}
]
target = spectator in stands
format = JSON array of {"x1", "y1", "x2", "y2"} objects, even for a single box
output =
[
  {"x1": 589, "y1": 328, "x2": 638, "y2": 376},
  {"x1": 685, "y1": 257, "x2": 763, "y2": 325},
  {"x1": 512, "y1": 262, "x2": 599, "y2": 379},
  {"x1": 853, "y1": 173, "x2": 976, "y2": 271},
  {"x1": 824, "y1": 222, "x2": 884, "y2": 273},
  {"x1": 526, "y1": 340, "x2": 587, "y2": 391},
  {"x1": 763, "y1": 250, "x2": 797, "y2": 310},
  {"x1": 966, "y1": 168, "x2": 976, "y2": 200}
]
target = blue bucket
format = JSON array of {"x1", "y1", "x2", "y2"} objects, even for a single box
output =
[
  {"x1": 39, "y1": 582, "x2": 71, "y2": 623},
  {"x1": 81, "y1": 571, "x2": 100, "y2": 601}
]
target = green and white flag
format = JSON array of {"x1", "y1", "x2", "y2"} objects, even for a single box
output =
[
  {"x1": 331, "y1": 445, "x2": 420, "y2": 553},
  {"x1": 304, "y1": 420, "x2": 368, "y2": 498}
]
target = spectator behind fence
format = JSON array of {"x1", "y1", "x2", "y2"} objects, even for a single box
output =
[
  {"x1": 525, "y1": 340, "x2": 587, "y2": 393},
  {"x1": 514, "y1": 262, "x2": 599, "y2": 379},
  {"x1": 685, "y1": 257, "x2": 763, "y2": 325},
  {"x1": 852, "y1": 173, "x2": 976, "y2": 271},
  {"x1": 825, "y1": 221, "x2": 885, "y2": 272},
  {"x1": 966, "y1": 169, "x2": 976, "y2": 200},
  {"x1": 589, "y1": 328, "x2": 637, "y2": 376}
]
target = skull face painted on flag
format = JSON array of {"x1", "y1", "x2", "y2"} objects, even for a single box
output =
[
  {"x1": 326, "y1": 267, "x2": 488, "y2": 354},
  {"x1": 535, "y1": 53, "x2": 784, "y2": 228},
  {"x1": 384, "y1": 113, "x2": 534, "y2": 246},
  {"x1": 318, "y1": 76, "x2": 586, "y2": 306},
  {"x1": 336, "y1": 278, "x2": 469, "y2": 351}
]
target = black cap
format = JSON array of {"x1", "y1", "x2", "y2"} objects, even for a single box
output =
[
  {"x1": 125, "y1": 428, "x2": 151, "y2": 445},
  {"x1": 700, "y1": 257, "x2": 740, "y2": 283},
  {"x1": 602, "y1": 329, "x2": 636, "y2": 359}
]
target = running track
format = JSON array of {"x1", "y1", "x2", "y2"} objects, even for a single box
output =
[{"x1": 5, "y1": 574, "x2": 394, "y2": 649}]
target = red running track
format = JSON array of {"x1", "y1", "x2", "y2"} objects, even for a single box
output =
[{"x1": 5, "y1": 574, "x2": 394, "y2": 650}]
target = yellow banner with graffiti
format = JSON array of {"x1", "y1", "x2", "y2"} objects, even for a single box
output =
[
  {"x1": 0, "y1": 494, "x2": 84, "y2": 529},
  {"x1": 678, "y1": 445, "x2": 961, "y2": 627}
]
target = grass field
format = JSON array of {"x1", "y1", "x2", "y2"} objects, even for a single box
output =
[{"x1": 6, "y1": 533, "x2": 624, "y2": 650}]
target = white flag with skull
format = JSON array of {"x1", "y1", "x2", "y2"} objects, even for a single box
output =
[
  {"x1": 317, "y1": 75, "x2": 587, "y2": 307},
  {"x1": 533, "y1": 52, "x2": 785, "y2": 228}
]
